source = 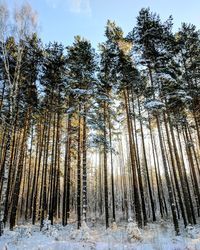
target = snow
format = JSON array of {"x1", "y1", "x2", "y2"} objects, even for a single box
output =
[
  {"x1": 66, "y1": 107, "x2": 76, "y2": 114},
  {"x1": 126, "y1": 218, "x2": 142, "y2": 242},
  {"x1": 71, "y1": 89, "x2": 93, "y2": 96},
  {"x1": 157, "y1": 72, "x2": 176, "y2": 82},
  {"x1": 144, "y1": 99, "x2": 165, "y2": 110},
  {"x1": 166, "y1": 90, "x2": 193, "y2": 104},
  {"x1": 1, "y1": 221, "x2": 200, "y2": 250}
]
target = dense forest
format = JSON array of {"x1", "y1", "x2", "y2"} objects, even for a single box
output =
[{"x1": 0, "y1": 2, "x2": 200, "y2": 238}]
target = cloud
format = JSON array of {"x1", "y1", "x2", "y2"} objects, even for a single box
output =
[
  {"x1": 45, "y1": 0, "x2": 91, "y2": 15},
  {"x1": 69, "y1": 0, "x2": 91, "y2": 14},
  {"x1": 45, "y1": 0, "x2": 61, "y2": 9}
]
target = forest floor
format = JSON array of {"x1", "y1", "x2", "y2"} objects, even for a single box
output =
[{"x1": 1, "y1": 218, "x2": 200, "y2": 250}]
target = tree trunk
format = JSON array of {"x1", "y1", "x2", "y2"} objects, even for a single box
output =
[
  {"x1": 103, "y1": 100, "x2": 109, "y2": 228},
  {"x1": 10, "y1": 111, "x2": 30, "y2": 230},
  {"x1": 82, "y1": 104, "x2": 87, "y2": 222},
  {"x1": 137, "y1": 97, "x2": 156, "y2": 222},
  {"x1": 156, "y1": 115, "x2": 179, "y2": 235},
  {"x1": 124, "y1": 89, "x2": 142, "y2": 227},
  {"x1": 108, "y1": 112, "x2": 115, "y2": 222}
]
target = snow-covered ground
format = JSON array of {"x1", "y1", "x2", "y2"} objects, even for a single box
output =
[{"x1": 1, "y1": 219, "x2": 200, "y2": 250}]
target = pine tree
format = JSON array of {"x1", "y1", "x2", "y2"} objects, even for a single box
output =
[
  {"x1": 39, "y1": 42, "x2": 66, "y2": 226},
  {"x1": 66, "y1": 36, "x2": 97, "y2": 228}
]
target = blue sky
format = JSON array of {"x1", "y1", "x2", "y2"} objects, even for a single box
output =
[{"x1": 7, "y1": 0, "x2": 200, "y2": 49}]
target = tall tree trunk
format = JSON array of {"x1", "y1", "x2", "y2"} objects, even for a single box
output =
[
  {"x1": 82, "y1": 104, "x2": 87, "y2": 222},
  {"x1": 169, "y1": 116, "x2": 196, "y2": 224},
  {"x1": 108, "y1": 113, "x2": 115, "y2": 222},
  {"x1": 77, "y1": 105, "x2": 82, "y2": 229},
  {"x1": 10, "y1": 111, "x2": 30, "y2": 230},
  {"x1": 103, "y1": 100, "x2": 109, "y2": 228},
  {"x1": 29, "y1": 130, "x2": 40, "y2": 219},
  {"x1": 25, "y1": 123, "x2": 34, "y2": 220},
  {"x1": 49, "y1": 112, "x2": 56, "y2": 224},
  {"x1": 156, "y1": 115, "x2": 179, "y2": 235},
  {"x1": 32, "y1": 122, "x2": 45, "y2": 225},
  {"x1": 3, "y1": 114, "x2": 18, "y2": 225},
  {"x1": 124, "y1": 89, "x2": 142, "y2": 227},
  {"x1": 52, "y1": 111, "x2": 60, "y2": 219},
  {"x1": 63, "y1": 113, "x2": 72, "y2": 226},
  {"x1": 183, "y1": 125, "x2": 200, "y2": 215},
  {"x1": 40, "y1": 112, "x2": 51, "y2": 228},
  {"x1": 131, "y1": 101, "x2": 147, "y2": 225},
  {"x1": 148, "y1": 117, "x2": 165, "y2": 217},
  {"x1": 137, "y1": 97, "x2": 156, "y2": 222},
  {"x1": 163, "y1": 113, "x2": 187, "y2": 226}
]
